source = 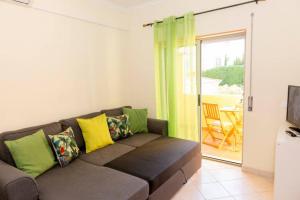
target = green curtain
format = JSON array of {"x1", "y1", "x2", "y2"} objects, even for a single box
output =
[{"x1": 154, "y1": 13, "x2": 199, "y2": 142}]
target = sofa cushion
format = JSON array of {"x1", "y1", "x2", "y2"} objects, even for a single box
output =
[
  {"x1": 79, "y1": 143, "x2": 135, "y2": 166},
  {"x1": 5, "y1": 130, "x2": 57, "y2": 178},
  {"x1": 105, "y1": 137, "x2": 201, "y2": 193},
  {"x1": 77, "y1": 114, "x2": 114, "y2": 153},
  {"x1": 107, "y1": 114, "x2": 133, "y2": 141},
  {"x1": 0, "y1": 122, "x2": 62, "y2": 166},
  {"x1": 117, "y1": 133, "x2": 161, "y2": 147},
  {"x1": 100, "y1": 106, "x2": 132, "y2": 117},
  {"x1": 123, "y1": 108, "x2": 148, "y2": 133},
  {"x1": 48, "y1": 127, "x2": 80, "y2": 167},
  {"x1": 59, "y1": 112, "x2": 101, "y2": 150},
  {"x1": 36, "y1": 159, "x2": 149, "y2": 200}
]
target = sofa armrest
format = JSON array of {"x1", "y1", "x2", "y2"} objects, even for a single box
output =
[
  {"x1": 147, "y1": 118, "x2": 168, "y2": 136},
  {"x1": 0, "y1": 160, "x2": 39, "y2": 200}
]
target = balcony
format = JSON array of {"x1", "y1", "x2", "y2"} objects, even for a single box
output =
[{"x1": 201, "y1": 94, "x2": 243, "y2": 163}]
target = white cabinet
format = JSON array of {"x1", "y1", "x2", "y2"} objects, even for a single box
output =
[{"x1": 274, "y1": 127, "x2": 300, "y2": 200}]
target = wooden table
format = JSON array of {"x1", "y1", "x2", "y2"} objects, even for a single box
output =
[
  {"x1": 220, "y1": 106, "x2": 241, "y2": 151},
  {"x1": 220, "y1": 106, "x2": 241, "y2": 125}
]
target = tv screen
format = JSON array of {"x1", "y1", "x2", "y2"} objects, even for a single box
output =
[{"x1": 287, "y1": 85, "x2": 300, "y2": 127}]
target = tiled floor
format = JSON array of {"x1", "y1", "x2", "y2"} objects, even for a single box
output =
[{"x1": 172, "y1": 159, "x2": 274, "y2": 200}]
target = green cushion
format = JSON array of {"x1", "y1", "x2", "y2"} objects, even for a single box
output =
[
  {"x1": 5, "y1": 130, "x2": 57, "y2": 178},
  {"x1": 123, "y1": 108, "x2": 148, "y2": 134}
]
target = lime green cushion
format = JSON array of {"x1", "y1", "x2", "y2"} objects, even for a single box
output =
[
  {"x1": 123, "y1": 108, "x2": 148, "y2": 133},
  {"x1": 5, "y1": 130, "x2": 57, "y2": 178}
]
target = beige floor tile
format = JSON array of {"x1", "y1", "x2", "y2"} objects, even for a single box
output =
[
  {"x1": 209, "y1": 168, "x2": 254, "y2": 182},
  {"x1": 172, "y1": 159, "x2": 274, "y2": 200},
  {"x1": 258, "y1": 191, "x2": 274, "y2": 200},
  {"x1": 197, "y1": 182, "x2": 231, "y2": 199},
  {"x1": 243, "y1": 176, "x2": 274, "y2": 193},
  {"x1": 172, "y1": 183, "x2": 205, "y2": 200},
  {"x1": 234, "y1": 193, "x2": 263, "y2": 200},
  {"x1": 220, "y1": 179, "x2": 255, "y2": 195},
  {"x1": 233, "y1": 191, "x2": 274, "y2": 200},
  {"x1": 190, "y1": 168, "x2": 217, "y2": 184}
]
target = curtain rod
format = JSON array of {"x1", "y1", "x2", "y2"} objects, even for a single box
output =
[{"x1": 143, "y1": 0, "x2": 266, "y2": 27}]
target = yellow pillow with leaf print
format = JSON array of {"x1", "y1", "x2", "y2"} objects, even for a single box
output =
[{"x1": 77, "y1": 114, "x2": 114, "y2": 153}]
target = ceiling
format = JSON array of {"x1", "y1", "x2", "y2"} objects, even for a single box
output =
[{"x1": 107, "y1": 0, "x2": 157, "y2": 7}]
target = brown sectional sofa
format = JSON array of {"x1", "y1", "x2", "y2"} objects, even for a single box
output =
[{"x1": 0, "y1": 106, "x2": 201, "y2": 200}]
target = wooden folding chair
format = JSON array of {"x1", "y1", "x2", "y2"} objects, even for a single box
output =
[{"x1": 202, "y1": 103, "x2": 234, "y2": 149}]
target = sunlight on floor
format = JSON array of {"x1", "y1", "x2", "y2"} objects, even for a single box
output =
[
  {"x1": 172, "y1": 159, "x2": 274, "y2": 200},
  {"x1": 202, "y1": 128, "x2": 242, "y2": 163}
]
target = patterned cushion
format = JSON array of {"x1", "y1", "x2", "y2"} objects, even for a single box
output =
[
  {"x1": 107, "y1": 115, "x2": 133, "y2": 141},
  {"x1": 48, "y1": 127, "x2": 80, "y2": 167}
]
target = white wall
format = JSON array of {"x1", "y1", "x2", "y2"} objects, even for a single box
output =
[
  {"x1": 124, "y1": 0, "x2": 300, "y2": 174},
  {"x1": 0, "y1": 0, "x2": 130, "y2": 132}
]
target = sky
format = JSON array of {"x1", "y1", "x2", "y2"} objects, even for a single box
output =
[{"x1": 201, "y1": 37, "x2": 245, "y2": 71}]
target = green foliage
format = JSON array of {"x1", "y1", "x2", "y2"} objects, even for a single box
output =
[{"x1": 202, "y1": 65, "x2": 244, "y2": 86}]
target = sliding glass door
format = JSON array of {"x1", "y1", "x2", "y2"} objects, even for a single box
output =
[{"x1": 197, "y1": 31, "x2": 246, "y2": 163}]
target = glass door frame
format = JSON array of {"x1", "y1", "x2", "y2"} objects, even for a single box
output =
[{"x1": 196, "y1": 29, "x2": 247, "y2": 165}]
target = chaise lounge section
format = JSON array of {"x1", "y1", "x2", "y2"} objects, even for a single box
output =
[
  {"x1": 106, "y1": 137, "x2": 201, "y2": 199},
  {"x1": 0, "y1": 106, "x2": 201, "y2": 200}
]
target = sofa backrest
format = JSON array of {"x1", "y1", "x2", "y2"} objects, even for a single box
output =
[
  {"x1": 59, "y1": 112, "x2": 102, "y2": 150},
  {"x1": 0, "y1": 106, "x2": 132, "y2": 165},
  {"x1": 59, "y1": 106, "x2": 132, "y2": 150},
  {"x1": 0, "y1": 122, "x2": 63, "y2": 166},
  {"x1": 100, "y1": 106, "x2": 131, "y2": 116}
]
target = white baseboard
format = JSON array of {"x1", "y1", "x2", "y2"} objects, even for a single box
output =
[{"x1": 242, "y1": 166, "x2": 274, "y2": 179}]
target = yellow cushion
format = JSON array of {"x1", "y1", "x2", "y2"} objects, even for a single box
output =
[{"x1": 77, "y1": 114, "x2": 114, "y2": 153}]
